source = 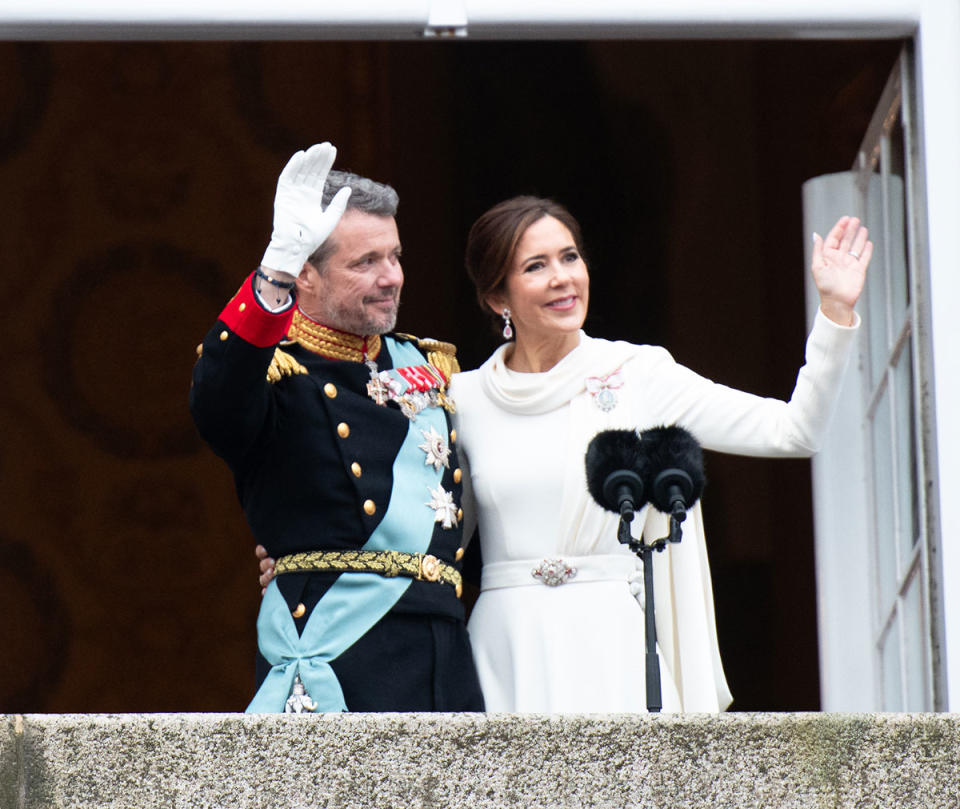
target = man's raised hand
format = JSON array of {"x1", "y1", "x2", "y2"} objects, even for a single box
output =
[{"x1": 260, "y1": 142, "x2": 352, "y2": 278}]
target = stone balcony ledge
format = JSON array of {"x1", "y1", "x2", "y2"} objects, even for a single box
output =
[{"x1": 3, "y1": 712, "x2": 959, "y2": 808}]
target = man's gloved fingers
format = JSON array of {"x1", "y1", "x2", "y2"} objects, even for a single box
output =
[
  {"x1": 325, "y1": 186, "x2": 352, "y2": 221},
  {"x1": 276, "y1": 148, "x2": 306, "y2": 187},
  {"x1": 301, "y1": 142, "x2": 337, "y2": 188}
]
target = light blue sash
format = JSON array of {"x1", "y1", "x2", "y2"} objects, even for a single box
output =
[{"x1": 247, "y1": 337, "x2": 451, "y2": 712}]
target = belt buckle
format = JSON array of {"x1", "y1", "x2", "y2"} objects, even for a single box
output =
[
  {"x1": 418, "y1": 553, "x2": 441, "y2": 582},
  {"x1": 531, "y1": 557, "x2": 577, "y2": 586}
]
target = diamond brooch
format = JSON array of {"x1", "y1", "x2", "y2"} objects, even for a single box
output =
[{"x1": 531, "y1": 558, "x2": 577, "y2": 587}]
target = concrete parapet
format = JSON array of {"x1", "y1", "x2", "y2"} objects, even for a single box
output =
[{"x1": 1, "y1": 712, "x2": 958, "y2": 808}]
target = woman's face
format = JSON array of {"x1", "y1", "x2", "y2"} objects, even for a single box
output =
[{"x1": 489, "y1": 215, "x2": 589, "y2": 346}]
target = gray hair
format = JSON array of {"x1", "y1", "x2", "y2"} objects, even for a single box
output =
[{"x1": 309, "y1": 170, "x2": 399, "y2": 271}]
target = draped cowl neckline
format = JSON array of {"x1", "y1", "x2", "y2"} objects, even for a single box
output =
[{"x1": 477, "y1": 331, "x2": 640, "y2": 415}]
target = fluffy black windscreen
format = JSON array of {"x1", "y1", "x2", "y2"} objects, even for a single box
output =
[
  {"x1": 584, "y1": 429, "x2": 647, "y2": 512},
  {"x1": 639, "y1": 425, "x2": 706, "y2": 511}
]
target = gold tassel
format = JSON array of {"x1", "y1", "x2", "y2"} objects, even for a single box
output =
[{"x1": 266, "y1": 348, "x2": 309, "y2": 383}]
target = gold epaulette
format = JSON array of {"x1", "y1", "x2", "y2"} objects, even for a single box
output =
[
  {"x1": 266, "y1": 347, "x2": 308, "y2": 383},
  {"x1": 395, "y1": 333, "x2": 461, "y2": 380}
]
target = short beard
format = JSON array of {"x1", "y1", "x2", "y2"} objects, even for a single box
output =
[
  {"x1": 307, "y1": 296, "x2": 399, "y2": 336},
  {"x1": 361, "y1": 306, "x2": 399, "y2": 336}
]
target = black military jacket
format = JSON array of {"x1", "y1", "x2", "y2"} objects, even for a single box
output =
[{"x1": 190, "y1": 273, "x2": 466, "y2": 629}]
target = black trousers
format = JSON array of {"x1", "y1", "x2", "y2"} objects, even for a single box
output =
[{"x1": 255, "y1": 612, "x2": 485, "y2": 712}]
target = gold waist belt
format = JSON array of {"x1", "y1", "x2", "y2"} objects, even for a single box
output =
[{"x1": 274, "y1": 550, "x2": 463, "y2": 598}]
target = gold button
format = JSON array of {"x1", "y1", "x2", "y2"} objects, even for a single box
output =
[
  {"x1": 291, "y1": 603, "x2": 306, "y2": 618},
  {"x1": 450, "y1": 429, "x2": 457, "y2": 443},
  {"x1": 324, "y1": 383, "x2": 337, "y2": 398},
  {"x1": 453, "y1": 468, "x2": 462, "y2": 484},
  {"x1": 456, "y1": 582, "x2": 463, "y2": 599},
  {"x1": 351, "y1": 462, "x2": 362, "y2": 478},
  {"x1": 337, "y1": 422, "x2": 350, "y2": 438},
  {"x1": 457, "y1": 508, "x2": 463, "y2": 522},
  {"x1": 219, "y1": 330, "x2": 229, "y2": 341},
  {"x1": 239, "y1": 302, "x2": 246, "y2": 312},
  {"x1": 195, "y1": 343, "x2": 203, "y2": 357},
  {"x1": 455, "y1": 547, "x2": 465, "y2": 561},
  {"x1": 419, "y1": 554, "x2": 441, "y2": 582},
  {"x1": 363, "y1": 499, "x2": 376, "y2": 515}
]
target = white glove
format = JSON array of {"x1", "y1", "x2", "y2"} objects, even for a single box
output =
[{"x1": 260, "y1": 142, "x2": 352, "y2": 277}]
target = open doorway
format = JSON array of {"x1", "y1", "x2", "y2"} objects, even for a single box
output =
[{"x1": 0, "y1": 38, "x2": 901, "y2": 711}]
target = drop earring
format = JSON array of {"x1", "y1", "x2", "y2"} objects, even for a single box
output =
[{"x1": 501, "y1": 308, "x2": 514, "y2": 340}]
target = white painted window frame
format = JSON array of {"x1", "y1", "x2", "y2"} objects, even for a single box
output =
[
  {"x1": 853, "y1": 53, "x2": 943, "y2": 711},
  {"x1": 804, "y1": 50, "x2": 943, "y2": 710}
]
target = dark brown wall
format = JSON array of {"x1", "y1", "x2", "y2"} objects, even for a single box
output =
[{"x1": 0, "y1": 39, "x2": 899, "y2": 712}]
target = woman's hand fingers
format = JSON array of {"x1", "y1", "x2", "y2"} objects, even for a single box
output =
[
  {"x1": 255, "y1": 544, "x2": 275, "y2": 595},
  {"x1": 823, "y1": 215, "x2": 851, "y2": 250},
  {"x1": 258, "y1": 565, "x2": 275, "y2": 591},
  {"x1": 849, "y1": 223, "x2": 869, "y2": 259},
  {"x1": 837, "y1": 216, "x2": 862, "y2": 254}
]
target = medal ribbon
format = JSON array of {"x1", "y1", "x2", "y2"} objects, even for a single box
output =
[
  {"x1": 585, "y1": 366, "x2": 625, "y2": 394},
  {"x1": 381, "y1": 363, "x2": 445, "y2": 395}
]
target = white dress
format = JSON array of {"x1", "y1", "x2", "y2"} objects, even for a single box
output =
[{"x1": 449, "y1": 309, "x2": 859, "y2": 712}]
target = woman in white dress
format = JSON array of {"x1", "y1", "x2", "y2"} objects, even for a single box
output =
[{"x1": 450, "y1": 196, "x2": 871, "y2": 712}]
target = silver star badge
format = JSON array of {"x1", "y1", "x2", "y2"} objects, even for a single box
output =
[
  {"x1": 418, "y1": 426, "x2": 451, "y2": 471},
  {"x1": 426, "y1": 483, "x2": 459, "y2": 529}
]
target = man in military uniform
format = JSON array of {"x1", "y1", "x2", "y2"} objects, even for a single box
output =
[{"x1": 190, "y1": 143, "x2": 484, "y2": 712}]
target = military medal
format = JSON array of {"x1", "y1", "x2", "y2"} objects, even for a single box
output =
[
  {"x1": 585, "y1": 367, "x2": 625, "y2": 412},
  {"x1": 426, "y1": 483, "x2": 459, "y2": 528},
  {"x1": 365, "y1": 360, "x2": 451, "y2": 421}
]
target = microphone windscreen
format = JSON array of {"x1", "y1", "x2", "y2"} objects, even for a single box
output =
[
  {"x1": 585, "y1": 429, "x2": 646, "y2": 511},
  {"x1": 639, "y1": 425, "x2": 705, "y2": 510}
]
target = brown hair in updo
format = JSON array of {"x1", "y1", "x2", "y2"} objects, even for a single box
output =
[{"x1": 465, "y1": 196, "x2": 586, "y2": 334}]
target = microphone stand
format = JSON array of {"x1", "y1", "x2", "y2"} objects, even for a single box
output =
[{"x1": 618, "y1": 505, "x2": 686, "y2": 713}]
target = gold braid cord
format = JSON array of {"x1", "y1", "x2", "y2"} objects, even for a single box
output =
[
  {"x1": 288, "y1": 311, "x2": 381, "y2": 362},
  {"x1": 266, "y1": 348, "x2": 309, "y2": 383},
  {"x1": 274, "y1": 550, "x2": 462, "y2": 596}
]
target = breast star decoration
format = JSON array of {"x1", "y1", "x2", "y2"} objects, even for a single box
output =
[
  {"x1": 426, "y1": 483, "x2": 459, "y2": 529},
  {"x1": 418, "y1": 426, "x2": 451, "y2": 471}
]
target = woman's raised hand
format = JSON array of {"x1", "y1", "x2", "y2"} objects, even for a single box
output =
[{"x1": 811, "y1": 216, "x2": 873, "y2": 326}]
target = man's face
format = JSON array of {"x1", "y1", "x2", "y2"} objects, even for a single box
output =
[{"x1": 298, "y1": 210, "x2": 403, "y2": 335}]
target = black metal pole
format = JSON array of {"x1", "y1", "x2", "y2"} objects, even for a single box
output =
[
  {"x1": 617, "y1": 512, "x2": 680, "y2": 713},
  {"x1": 643, "y1": 543, "x2": 662, "y2": 712}
]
